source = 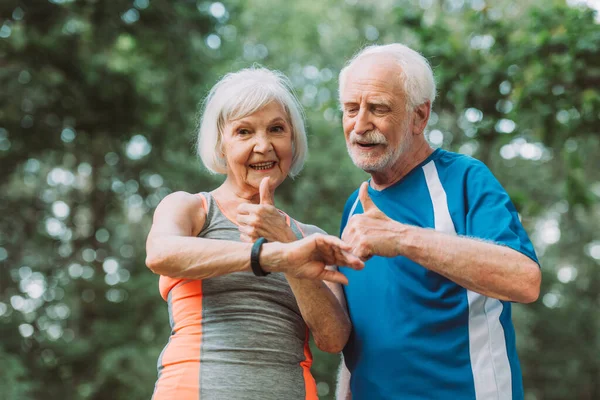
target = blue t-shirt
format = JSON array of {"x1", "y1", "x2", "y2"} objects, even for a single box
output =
[{"x1": 340, "y1": 149, "x2": 539, "y2": 400}]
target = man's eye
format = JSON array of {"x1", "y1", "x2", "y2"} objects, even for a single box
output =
[{"x1": 345, "y1": 108, "x2": 359, "y2": 115}]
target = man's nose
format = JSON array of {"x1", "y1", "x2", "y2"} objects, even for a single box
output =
[{"x1": 353, "y1": 108, "x2": 373, "y2": 135}]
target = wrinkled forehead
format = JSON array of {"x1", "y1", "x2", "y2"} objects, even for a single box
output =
[{"x1": 341, "y1": 57, "x2": 405, "y2": 103}]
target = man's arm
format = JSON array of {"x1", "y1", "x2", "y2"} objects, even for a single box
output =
[
  {"x1": 397, "y1": 225, "x2": 539, "y2": 303},
  {"x1": 342, "y1": 183, "x2": 541, "y2": 303}
]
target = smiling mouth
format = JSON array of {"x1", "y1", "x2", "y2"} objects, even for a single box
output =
[
  {"x1": 250, "y1": 161, "x2": 276, "y2": 170},
  {"x1": 356, "y1": 142, "x2": 382, "y2": 149}
]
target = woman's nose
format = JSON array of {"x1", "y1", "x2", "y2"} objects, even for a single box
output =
[{"x1": 253, "y1": 133, "x2": 273, "y2": 153}]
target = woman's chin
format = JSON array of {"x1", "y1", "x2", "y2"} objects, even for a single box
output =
[{"x1": 250, "y1": 167, "x2": 277, "y2": 175}]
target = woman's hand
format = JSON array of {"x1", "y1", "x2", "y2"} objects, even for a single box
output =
[
  {"x1": 236, "y1": 177, "x2": 297, "y2": 243},
  {"x1": 261, "y1": 233, "x2": 364, "y2": 285}
]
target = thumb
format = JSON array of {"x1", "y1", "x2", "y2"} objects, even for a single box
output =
[
  {"x1": 319, "y1": 269, "x2": 349, "y2": 285},
  {"x1": 259, "y1": 177, "x2": 275, "y2": 206},
  {"x1": 359, "y1": 182, "x2": 377, "y2": 212}
]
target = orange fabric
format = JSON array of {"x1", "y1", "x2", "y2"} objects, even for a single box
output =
[
  {"x1": 289, "y1": 218, "x2": 318, "y2": 399},
  {"x1": 158, "y1": 193, "x2": 207, "y2": 302},
  {"x1": 153, "y1": 280, "x2": 204, "y2": 400},
  {"x1": 155, "y1": 195, "x2": 317, "y2": 398},
  {"x1": 195, "y1": 193, "x2": 208, "y2": 210},
  {"x1": 292, "y1": 219, "x2": 306, "y2": 237},
  {"x1": 159, "y1": 276, "x2": 182, "y2": 301},
  {"x1": 154, "y1": 194, "x2": 207, "y2": 399},
  {"x1": 301, "y1": 326, "x2": 319, "y2": 400}
]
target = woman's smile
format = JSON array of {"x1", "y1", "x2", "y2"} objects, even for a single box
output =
[{"x1": 249, "y1": 161, "x2": 278, "y2": 171}]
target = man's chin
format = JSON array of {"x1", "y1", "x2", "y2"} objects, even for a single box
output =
[{"x1": 351, "y1": 158, "x2": 386, "y2": 173}]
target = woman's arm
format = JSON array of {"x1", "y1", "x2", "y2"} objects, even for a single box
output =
[
  {"x1": 235, "y1": 178, "x2": 353, "y2": 353},
  {"x1": 286, "y1": 273, "x2": 350, "y2": 353},
  {"x1": 285, "y1": 224, "x2": 352, "y2": 354},
  {"x1": 145, "y1": 191, "x2": 361, "y2": 283},
  {"x1": 145, "y1": 191, "x2": 252, "y2": 279}
]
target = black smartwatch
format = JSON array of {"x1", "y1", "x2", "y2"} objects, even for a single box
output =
[{"x1": 250, "y1": 237, "x2": 270, "y2": 277}]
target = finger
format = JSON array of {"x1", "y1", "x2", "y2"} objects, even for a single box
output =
[
  {"x1": 259, "y1": 177, "x2": 275, "y2": 206},
  {"x1": 356, "y1": 246, "x2": 373, "y2": 262},
  {"x1": 236, "y1": 213, "x2": 254, "y2": 226},
  {"x1": 239, "y1": 233, "x2": 253, "y2": 243},
  {"x1": 340, "y1": 227, "x2": 351, "y2": 244},
  {"x1": 359, "y1": 182, "x2": 377, "y2": 212},
  {"x1": 319, "y1": 269, "x2": 349, "y2": 285},
  {"x1": 340, "y1": 219, "x2": 358, "y2": 244},
  {"x1": 339, "y1": 250, "x2": 365, "y2": 270},
  {"x1": 317, "y1": 236, "x2": 363, "y2": 271},
  {"x1": 315, "y1": 234, "x2": 353, "y2": 253},
  {"x1": 236, "y1": 203, "x2": 252, "y2": 215},
  {"x1": 328, "y1": 246, "x2": 364, "y2": 271},
  {"x1": 238, "y1": 222, "x2": 258, "y2": 237}
]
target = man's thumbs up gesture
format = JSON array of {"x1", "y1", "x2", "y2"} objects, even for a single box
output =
[
  {"x1": 342, "y1": 182, "x2": 404, "y2": 261},
  {"x1": 237, "y1": 177, "x2": 297, "y2": 243}
]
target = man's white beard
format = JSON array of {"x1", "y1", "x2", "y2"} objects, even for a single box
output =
[
  {"x1": 346, "y1": 129, "x2": 409, "y2": 173},
  {"x1": 348, "y1": 146, "x2": 396, "y2": 173}
]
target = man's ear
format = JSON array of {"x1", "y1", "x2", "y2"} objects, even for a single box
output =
[{"x1": 412, "y1": 101, "x2": 431, "y2": 136}]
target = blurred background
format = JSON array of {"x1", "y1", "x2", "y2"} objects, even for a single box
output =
[{"x1": 1, "y1": 0, "x2": 599, "y2": 399}]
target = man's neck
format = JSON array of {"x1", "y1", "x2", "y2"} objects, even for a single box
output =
[{"x1": 369, "y1": 142, "x2": 434, "y2": 191}]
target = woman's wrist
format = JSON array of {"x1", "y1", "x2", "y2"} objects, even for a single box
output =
[
  {"x1": 283, "y1": 228, "x2": 298, "y2": 243},
  {"x1": 259, "y1": 242, "x2": 288, "y2": 273}
]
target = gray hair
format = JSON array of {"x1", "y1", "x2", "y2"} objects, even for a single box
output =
[
  {"x1": 339, "y1": 43, "x2": 436, "y2": 109},
  {"x1": 197, "y1": 67, "x2": 308, "y2": 177}
]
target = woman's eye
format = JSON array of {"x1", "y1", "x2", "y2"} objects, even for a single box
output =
[
  {"x1": 237, "y1": 128, "x2": 251, "y2": 135},
  {"x1": 270, "y1": 125, "x2": 284, "y2": 133}
]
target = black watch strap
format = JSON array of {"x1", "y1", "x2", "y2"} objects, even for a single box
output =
[{"x1": 250, "y1": 237, "x2": 270, "y2": 277}]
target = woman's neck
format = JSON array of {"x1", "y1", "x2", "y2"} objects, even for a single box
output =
[{"x1": 211, "y1": 179, "x2": 260, "y2": 212}]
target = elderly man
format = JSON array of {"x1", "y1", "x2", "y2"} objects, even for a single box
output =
[{"x1": 336, "y1": 43, "x2": 541, "y2": 400}]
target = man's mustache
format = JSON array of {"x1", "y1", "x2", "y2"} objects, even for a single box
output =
[{"x1": 349, "y1": 130, "x2": 388, "y2": 145}]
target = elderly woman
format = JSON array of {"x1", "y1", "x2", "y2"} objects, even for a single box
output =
[{"x1": 146, "y1": 67, "x2": 361, "y2": 400}]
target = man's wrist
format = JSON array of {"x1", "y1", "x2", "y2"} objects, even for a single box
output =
[
  {"x1": 259, "y1": 242, "x2": 287, "y2": 273},
  {"x1": 395, "y1": 222, "x2": 423, "y2": 257},
  {"x1": 393, "y1": 220, "x2": 413, "y2": 257}
]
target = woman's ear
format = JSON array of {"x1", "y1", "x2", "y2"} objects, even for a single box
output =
[{"x1": 216, "y1": 139, "x2": 227, "y2": 167}]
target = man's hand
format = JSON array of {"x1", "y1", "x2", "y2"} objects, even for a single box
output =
[
  {"x1": 342, "y1": 182, "x2": 406, "y2": 261},
  {"x1": 262, "y1": 233, "x2": 364, "y2": 285},
  {"x1": 236, "y1": 177, "x2": 297, "y2": 243}
]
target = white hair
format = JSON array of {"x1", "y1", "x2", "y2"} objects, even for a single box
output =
[
  {"x1": 197, "y1": 67, "x2": 308, "y2": 177},
  {"x1": 338, "y1": 43, "x2": 436, "y2": 109}
]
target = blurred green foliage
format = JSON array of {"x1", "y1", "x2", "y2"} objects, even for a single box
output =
[{"x1": 1, "y1": 0, "x2": 599, "y2": 399}]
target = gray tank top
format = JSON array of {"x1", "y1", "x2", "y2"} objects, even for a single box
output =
[{"x1": 153, "y1": 192, "x2": 322, "y2": 400}]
